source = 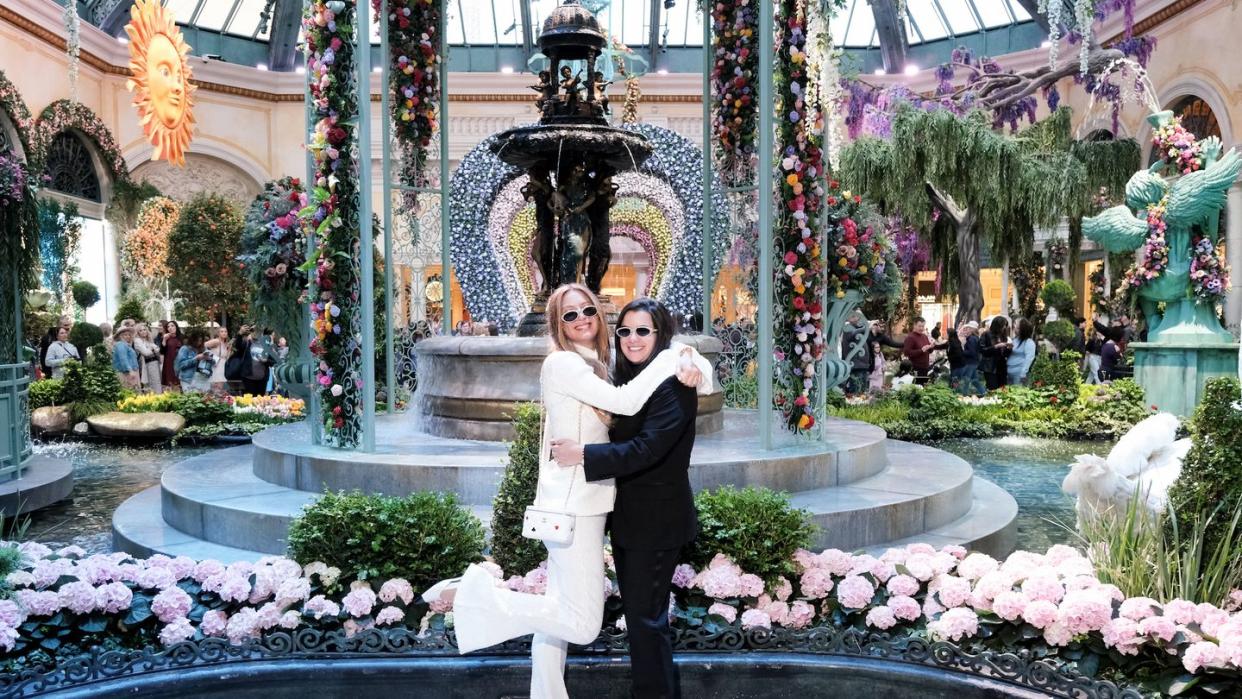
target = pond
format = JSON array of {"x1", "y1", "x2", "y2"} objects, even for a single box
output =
[{"x1": 937, "y1": 436, "x2": 1114, "y2": 552}]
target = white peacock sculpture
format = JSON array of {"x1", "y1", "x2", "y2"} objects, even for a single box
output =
[{"x1": 1061, "y1": 413, "x2": 1191, "y2": 530}]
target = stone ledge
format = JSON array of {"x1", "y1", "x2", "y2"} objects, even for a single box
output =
[{"x1": 0, "y1": 455, "x2": 74, "y2": 516}]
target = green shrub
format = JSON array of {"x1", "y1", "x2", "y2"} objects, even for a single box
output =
[
  {"x1": 287, "y1": 490, "x2": 485, "y2": 590},
  {"x1": 1042, "y1": 319, "x2": 1075, "y2": 351},
  {"x1": 167, "y1": 193, "x2": 248, "y2": 325},
  {"x1": 174, "y1": 393, "x2": 234, "y2": 426},
  {"x1": 1039, "y1": 279, "x2": 1076, "y2": 317},
  {"x1": 896, "y1": 383, "x2": 962, "y2": 421},
  {"x1": 70, "y1": 280, "x2": 100, "y2": 310},
  {"x1": 28, "y1": 379, "x2": 63, "y2": 409},
  {"x1": 1074, "y1": 380, "x2": 1153, "y2": 440},
  {"x1": 687, "y1": 486, "x2": 815, "y2": 584},
  {"x1": 113, "y1": 297, "x2": 146, "y2": 326},
  {"x1": 490, "y1": 403, "x2": 546, "y2": 576},
  {"x1": 1027, "y1": 351, "x2": 1080, "y2": 406},
  {"x1": 68, "y1": 322, "x2": 104, "y2": 353},
  {"x1": 58, "y1": 360, "x2": 122, "y2": 422},
  {"x1": 1167, "y1": 378, "x2": 1242, "y2": 559}
]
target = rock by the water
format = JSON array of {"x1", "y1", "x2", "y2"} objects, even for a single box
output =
[
  {"x1": 72, "y1": 422, "x2": 89, "y2": 436},
  {"x1": 31, "y1": 406, "x2": 72, "y2": 434},
  {"x1": 86, "y1": 412, "x2": 185, "y2": 438}
]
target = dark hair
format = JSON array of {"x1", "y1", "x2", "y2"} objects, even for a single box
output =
[
  {"x1": 612, "y1": 297, "x2": 674, "y2": 386},
  {"x1": 988, "y1": 316, "x2": 1009, "y2": 338},
  {"x1": 1108, "y1": 326, "x2": 1124, "y2": 343},
  {"x1": 185, "y1": 328, "x2": 208, "y2": 348},
  {"x1": 913, "y1": 316, "x2": 926, "y2": 325},
  {"x1": 1016, "y1": 317, "x2": 1034, "y2": 342},
  {"x1": 166, "y1": 321, "x2": 183, "y2": 340}
]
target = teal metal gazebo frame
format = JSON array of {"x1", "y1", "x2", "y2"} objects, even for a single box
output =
[
  {"x1": 0, "y1": 224, "x2": 31, "y2": 477},
  {"x1": 317, "y1": 0, "x2": 832, "y2": 452}
]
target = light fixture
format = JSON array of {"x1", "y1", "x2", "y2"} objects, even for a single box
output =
[
  {"x1": 500, "y1": 65, "x2": 514, "y2": 74},
  {"x1": 295, "y1": 66, "x2": 306, "y2": 75},
  {"x1": 118, "y1": 36, "x2": 129, "y2": 45},
  {"x1": 1041, "y1": 39, "x2": 1052, "y2": 48},
  {"x1": 873, "y1": 67, "x2": 886, "y2": 76},
  {"x1": 903, "y1": 64, "x2": 919, "y2": 76},
  {"x1": 373, "y1": 66, "x2": 382, "y2": 73},
  {"x1": 256, "y1": 63, "x2": 268, "y2": 71},
  {"x1": 656, "y1": 68, "x2": 669, "y2": 75}
]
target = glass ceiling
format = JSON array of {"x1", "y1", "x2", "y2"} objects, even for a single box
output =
[{"x1": 155, "y1": 0, "x2": 1034, "y2": 49}]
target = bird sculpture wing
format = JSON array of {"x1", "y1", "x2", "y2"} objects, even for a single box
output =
[
  {"x1": 1107, "y1": 413, "x2": 1180, "y2": 478},
  {"x1": 1082, "y1": 205, "x2": 1152, "y2": 253},
  {"x1": 1164, "y1": 147, "x2": 1242, "y2": 229}
]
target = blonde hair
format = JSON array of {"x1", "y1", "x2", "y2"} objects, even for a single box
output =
[{"x1": 546, "y1": 283, "x2": 610, "y2": 379}]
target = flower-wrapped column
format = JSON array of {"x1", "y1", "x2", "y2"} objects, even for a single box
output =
[{"x1": 301, "y1": 0, "x2": 366, "y2": 447}]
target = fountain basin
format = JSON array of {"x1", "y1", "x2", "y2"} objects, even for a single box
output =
[
  {"x1": 490, "y1": 124, "x2": 652, "y2": 173},
  {"x1": 414, "y1": 335, "x2": 724, "y2": 441}
]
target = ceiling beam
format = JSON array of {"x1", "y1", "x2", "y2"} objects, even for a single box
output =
[
  {"x1": 519, "y1": 0, "x2": 534, "y2": 64},
  {"x1": 98, "y1": 0, "x2": 136, "y2": 37},
  {"x1": 267, "y1": 0, "x2": 302, "y2": 72},
  {"x1": 870, "y1": 0, "x2": 908, "y2": 74},
  {"x1": 648, "y1": 0, "x2": 661, "y2": 70},
  {"x1": 1013, "y1": 0, "x2": 1051, "y2": 33}
]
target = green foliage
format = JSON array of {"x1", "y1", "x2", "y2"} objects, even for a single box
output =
[
  {"x1": 1027, "y1": 351, "x2": 1081, "y2": 405},
  {"x1": 58, "y1": 360, "x2": 122, "y2": 423},
  {"x1": 104, "y1": 179, "x2": 161, "y2": 233},
  {"x1": 1167, "y1": 378, "x2": 1242, "y2": 560},
  {"x1": 239, "y1": 177, "x2": 308, "y2": 351},
  {"x1": 687, "y1": 486, "x2": 816, "y2": 584},
  {"x1": 167, "y1": 193, "x2": 247, "y2": 325},
  {"x1": 113, "y1": 297, "x2": 146, "y2": 326},
  {"x1": 721, "y1": 372, "x2": 758, "y2": 409},
  {"x1": 67, "y1": 322, "x2": 103, "y2": 353},
  {"x1": 35, "y1": 199, "x2": 79, "y2": 300},
  {"x1": 22, "y1": 308, "x2": 56, "y2": 346},
  {"x1": 1040, "y1": 279, "x2": 1077, "y2": 317},
  {"x1": 490, "y1": 403, "x2": 546, "y2": 577},
  {"x1": 70, "y1": 281, "x2": 99, "y2": 310},
  {"x1": 895, "y1": 383, "x2": 961, "y2": 421},
  {"x1": 1073, "y1": 380, "x2": 1154, "y2": 440},
  {"x1": 1042, "y1": 319, "x2": 1075, "y2": 351},
  {"x1": 116, "y1": 392, "x2": 235, "y2": 426},
  {"x1": 287, "y1": 490, "x2": 485, "y2": 590},
  {"x1": 27, "y1": 379, "x2": 63, "y2": 409}
]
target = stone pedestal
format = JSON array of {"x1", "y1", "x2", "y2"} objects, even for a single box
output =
[{"x1": 1132, "y1": 341, "x2": 1238, "y2": 417}]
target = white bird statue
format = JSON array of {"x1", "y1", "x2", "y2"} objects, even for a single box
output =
[{"x1": 1061, "y1": 413, "x2": 1190, "y2": 530}]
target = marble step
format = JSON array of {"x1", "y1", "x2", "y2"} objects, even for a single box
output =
[
  {"x1": 112, "y1": 486, "x2": 269, "y2": 563},
  {"x1": 865, "y1": 477, "x2": 1019, "y2": 559},
  {"x1": 115, "y1": 437, "x2": 995, "y2": 558}
]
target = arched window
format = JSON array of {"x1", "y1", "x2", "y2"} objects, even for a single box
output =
[
  {"x1": 44, "y1": 132, "x2": 101, "y2": 202},
  {"x1": 1148, "y1": 95, "x2": 1222, "y2": 166}
]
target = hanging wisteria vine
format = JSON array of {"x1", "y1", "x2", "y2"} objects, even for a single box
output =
[{"x1": 300, "y1": 0, "x2": 366, "y2": 447}]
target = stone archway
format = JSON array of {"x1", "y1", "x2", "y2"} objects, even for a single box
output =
[{"x1": 130, "y1": 153, "x2": 263, "y2": 210}]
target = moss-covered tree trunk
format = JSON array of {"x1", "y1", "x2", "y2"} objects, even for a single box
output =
[{"x1": 925, "y1": 182, "x2": 982, "y2": 324}]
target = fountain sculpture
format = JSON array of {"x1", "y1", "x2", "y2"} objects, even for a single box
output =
[{"x1": 490, "y1": 0, "x2": 653, "y2": 335}]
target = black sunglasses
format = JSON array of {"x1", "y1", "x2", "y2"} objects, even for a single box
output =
[
  {"x1": 561, "y1": 306, "x2": 599, "y2": 323},
  {"x1": 615, "y1": 326, "x2": 656, "y2": 338}
]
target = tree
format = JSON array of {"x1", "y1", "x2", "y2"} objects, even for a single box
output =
[
  {"x1": 122, "y1": 197, "x2": 178, "y2": 285},
  {"x1": 840, "y1": 107, "x2": 1136, "y2": 323},
  {"x1": 167, "y1": 193, "x2": 247, "y2": 326}
]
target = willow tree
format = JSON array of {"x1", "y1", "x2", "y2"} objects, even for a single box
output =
[{"x1": 840, "y1": 105, "x2": 1136, "y2": 323}]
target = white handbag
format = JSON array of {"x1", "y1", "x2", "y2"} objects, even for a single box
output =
[{"x1": 522, "y1": 382, "x2": 581, "y2": 546}]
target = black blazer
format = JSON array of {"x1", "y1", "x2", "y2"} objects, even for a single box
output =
[{"x1": 583, "y1": 377, "x2": 698, "y2": 551}]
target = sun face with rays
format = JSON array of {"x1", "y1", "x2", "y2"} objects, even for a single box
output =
[{"x1": 125, "y1": 0, "x2": 196, "y2": 167}]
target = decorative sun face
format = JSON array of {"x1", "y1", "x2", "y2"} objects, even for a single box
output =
[{"x1": 125, "y1": 0, "x2": 195, "y2": 167}]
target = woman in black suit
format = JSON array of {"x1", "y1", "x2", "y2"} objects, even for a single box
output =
[{"x1": 551, "y1": 297, "x2": 701, "y2": 699}]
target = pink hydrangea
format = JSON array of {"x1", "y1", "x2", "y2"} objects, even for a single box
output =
[
  {"x1": 887, "y1": 595, "x2": 921, "y2": 622},
  {"x1": 275, "y1": 577, "x2": 312, "y2": 607},
  {"x1": 955, "y1": 553, "x2": 998, "y2": 581},
  {"x1": 16, "y1": 589, "x2": 60, "y2": 616},
  {"x1": 1057, "y1": 589, "x2": 1114, "y2": 635},
  {"x1": 374, "y1": 606, "x2": 404, "y2": 626},
  {"x1": 799, "y1": 567, "x2": 834, "y2": 599},
  {"x1": 818, "y1": 549, "x2": 854, "y2": 576},
  {"x1": 1101, "y1": 617, "x2": 1143, "y2": 655},
  {"x1": 990, "y1": 591, "x2": 1028, "y2": 622},
  {"x1": 255, "y1": 603, "x2": 284, "y2": 630},
  {"x1": 55, "y1": 545, "x2": 86, "y2": 559},
  {"x1": 476, "y1": 561, "x2": 503, "y2": 579},
  {"x1": 905, "y1": 543, "x2": 936, "y2": 555},
  {"x1": 707, "y1": 602, "x2": 737, "y2": 623},
  {"x1": 0, "y1": 601, "x2": 25, "y2": 628},
  {"x1": 96, "y1": 581, "x2": 133, "y2": 614},
  {"x1": 279, "y1": 610, "x2": 301, "y2": 629},
  {"x1": 378, "y1": 578, "x2": 414, "y2": 605},
  {"x1": 763, "y1": 599, "x2": 790, "y2": 626},
  {"x1": 792, "y1": 549, "x2": 819, "y2": 572},
  {"x1": 152, "y1": 587, "x2": 192, "y2": 624},
  {"x1": 837, "y1": 575, "x2": 875, "y2": 610},
  {"x1": 973, "y1": 570, "x2": 1017, "y2": 602},
  {"x1": 698, "y1": 565, "x2": 743, "y2": 599},
  {"x1": 1164, "y1": 599, "x2": 1198, "y2": 625},
  {"x1": 219, "y1": 575, "x2": 252, "y2": 604},
  {"x1": 865, "y1": 606, "x2": 897, "y2": 630},
  {"x1": 1044, "y1": 545, "x2": 1081, "y2": 565},
  {"x1": 931, "y1": 574, "x2": 971, "y2": 608},
  {"x1": 785, "y1": 600, "x2": 815, "y2": 629},
  {"x1": 57, "y1": 581, "x2": 97, "y2": 615},
  {"x1": 1043, "y1": 621, "x2": 1074, "y2": 646},
  {"x1": 941, "y1": 545, "x2": 967, "y2": 560},
  {"x1": 771, "y1": 577, "x2": 793, "y2": 602},
  {"x1": 1021, "y1": 572, "x2": 1065, "y2": 604},
  {"x1": 18, "y1": 541, "x2": 52, "y2": 560},
  {"x1": 168, "y1": 556, "x2": 197, "y2": 581},
  {"x1": 922, "y1": 596, "x2": 945, "y2": 618},
  {"x1": 1183, "y1": 641, "x2": 1226, "y2": 673},
  {"x1": 886, "y1": 574, "x2": 919, "y2": 597},
  {"x1": 903, "y1": 554, "x2": 935, "y2": 582},
  {"x1": 342, "y1": 584, "x2": 377, "y2": 618},
  {"x1": 201, "y1": 609, "x2": 229, "y2": 636},
  {"x1": 928, "y1": 608, "x2": 978, "y2": 642},
  {"x1": 523, "y1": 566, "x2": 549, "y2": 595},
  {"x1": 670, "y1": 564, "x2": 696, "y2": 589},
  {"x1": 1138, "y1": 615, "x2": 1178, "y2": 643},
  {"x1": 32, "y1": 559, "x2": 72, "y2": 589},
  {"x1": 740, "y1": 608, "x2": 771, "y2": 630},
  {"x1": 304, "y1": 595, "x2": 341, "y2": 620},
  {"x1": 1197, "y1": 605, "x2": 1230, "y2": 637},
  {"x1": 1022, "y1": 600, "x2": 1059, "y2": 629},
  {"x1": 226, "y1": 607, "x2": 260, "y2": 644},
  {"x1": 6, "y1": 571, "x2": 34, "y2": 588},
  {"x1": 136, "y1": 566, "x2": 178, "y2": 590},
  {"x1": 158, "y1": 617, "x2": 195, "y2": 646},
  {"x1": 738, "y1": 574, "x2": 764, "y2": 599}
]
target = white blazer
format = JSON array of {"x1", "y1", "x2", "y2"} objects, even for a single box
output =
[{"x1": 534, "y1": 342, "x2": 713, "y2": 516}]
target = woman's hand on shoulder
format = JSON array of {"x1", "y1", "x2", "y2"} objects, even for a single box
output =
[{"x1": 674, "y1": 347, "x2": 703, "y2": 388}]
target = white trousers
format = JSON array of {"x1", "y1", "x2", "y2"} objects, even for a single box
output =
[{"x1": 453, "y1": 514, "x2": 607, "y2": 699}]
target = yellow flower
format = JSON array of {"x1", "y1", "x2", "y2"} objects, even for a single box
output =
[
  {"x1": 842, "y1": 190, "x2": 852, "y2": 199},
  {"x1": 785, "y1": 174, "x2": 799, "y2": 186}
]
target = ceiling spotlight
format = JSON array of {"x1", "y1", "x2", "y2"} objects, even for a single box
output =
[
  {"x1": 903, "y1": 64, "x2": 919, "y2": 76},
  {"x1": 663, "y1": 0, "x2": 676, "y2": 8},
  {"x1": 500, "y1": 66, "x2": 515, "y2": 74},
  {"x1": 873, "y1": 68, "x2": 886, "y2": 76},
  {"x1": 1041, "y1": 39, "x2": 1052, "y2": 48},
  {"x1": 256, "y1": 63, "x2": 268, "y2": 71}
]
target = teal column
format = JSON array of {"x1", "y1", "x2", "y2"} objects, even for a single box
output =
[
  {"x1": 357, "y1": 0, "x2": 377, "y2": 452},
  {"x1": 757, "y1": 0, "x2": 773, "y2": 449},
  {"x1": 304, "y1": 48, "x2": 322, "y2": 446},
  {"x1": 439, "y1": 4, "x2": 452, "y2": 337},
  {"x1": 379, "y1": 0, "x2": 396, "y2": 414},
  {"x1": 701, "y1": 6, "x2": 713, "y2": 334}
]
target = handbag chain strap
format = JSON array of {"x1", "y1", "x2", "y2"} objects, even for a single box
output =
[{"x1": 537, "y1": 372, "x2": 583, "y2": 511}]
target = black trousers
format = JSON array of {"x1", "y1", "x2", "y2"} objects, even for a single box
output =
[{"x1": 613, "y1": 545, "x2": 681, "y2": 699}]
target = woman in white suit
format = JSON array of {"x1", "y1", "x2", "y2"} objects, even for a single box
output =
[{"x1": 423, "y1": 282, "x2": 712, "y2": 698}]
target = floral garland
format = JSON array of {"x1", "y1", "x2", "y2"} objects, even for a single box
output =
[
  {"x1": 1151, "y1": 115, "x2": 1204, "y2": 175},
  {"x1": 708, "y1": 0, "x2": 759, "y2": 187},
  {"x1": 1046, "y1": 237, "x2": 1069, "y2": 276},
  {"x1": 1088, "y1": 265, "x2": 1110, "y2": 314},
  {"x1": 241, "y1": 177, "x2": 310, "y2": 347},
  {"x1": 0, "y1": 148, "x2": 41, "y2": 304},
  {"x1": 0, "y1": 70, "x2": 33, "y2": 154},
  {"x1": 773, "y1": 0, "x2": 827, "y2": 433},
  {"x1": 823, "y1": 185, "x2": 895, "y2": 298},
  {"x1": 29, "y1": 100, "x2": 129, "y2": 184},
  {"x1": 1118, "y1": 196, "x2": 1169, "y2": 297},
  {"x1": 121, "y1": 196, "x2": 178, "y2": 284},
  {"x1": 301, "y1": 0, "x2": 365, "y2": 447},
  {"x1": 64, "y1": 0, "x2": 81, "y2": 102},
  {"x1": 1189, "y1": 233, "x2": 1229, "y2": 303},
  {"x1": 371, "y1": 0, "x2": 441, "y2": 202}
]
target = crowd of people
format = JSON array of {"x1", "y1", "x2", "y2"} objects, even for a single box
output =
[
  {"x1": 34, "y1": 316, "x2": 291, "y2": 398},
  {"x1": 840, "y1": 311, "x2": 1139, "y2": 397}
]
